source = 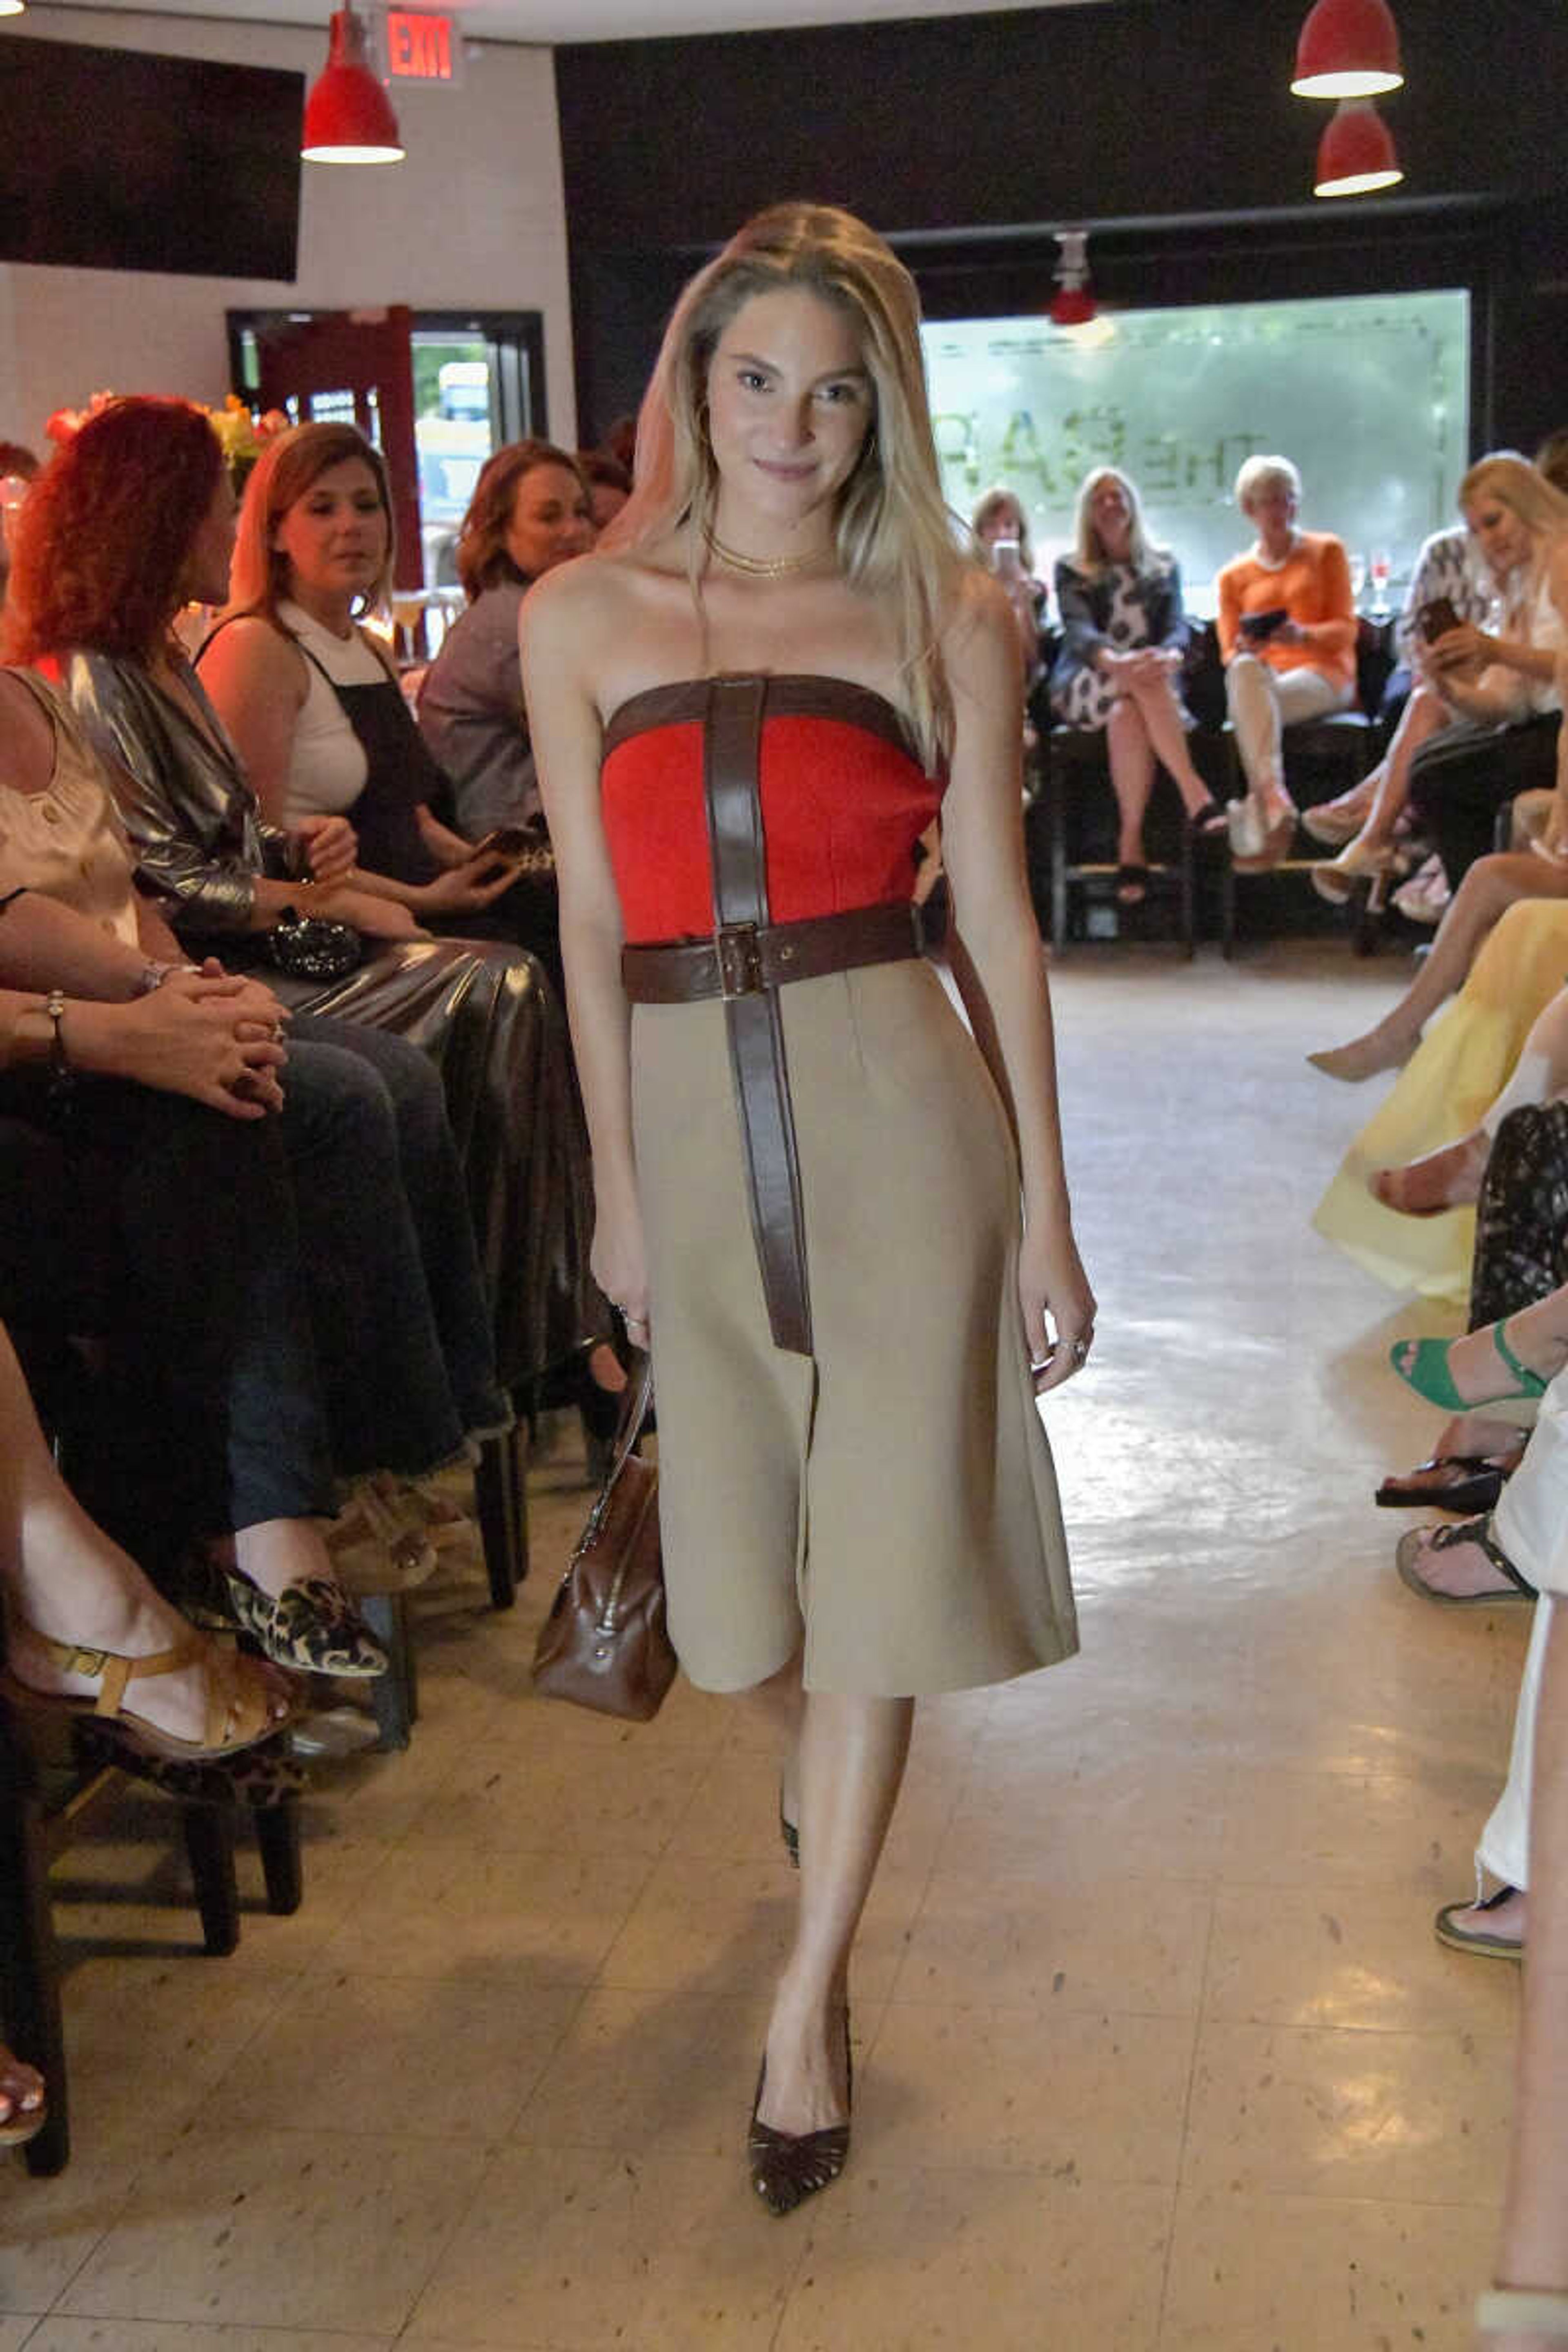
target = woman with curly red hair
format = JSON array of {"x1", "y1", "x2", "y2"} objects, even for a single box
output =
[{"x1": 7, "y1": 394, "x2": 601, "y2": 1413}]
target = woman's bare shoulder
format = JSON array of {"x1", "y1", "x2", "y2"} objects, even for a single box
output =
[
  {"x1": 524, "y1": 546, "x2": 659, "y2": 630},
  {"x1": 200, "y1": 612, "x2": 304, "y2": 691}
]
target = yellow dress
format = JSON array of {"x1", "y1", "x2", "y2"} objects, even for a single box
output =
[{"x1": 1312, "y1": 898, "x2": 1568, "y2": 1301}]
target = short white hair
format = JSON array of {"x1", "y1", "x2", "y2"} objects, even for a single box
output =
[{"x1": 1235, "y1": 454, "x2": 1301, "y2": 512}]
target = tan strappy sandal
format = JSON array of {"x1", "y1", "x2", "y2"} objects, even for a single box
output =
[
  {"x1": 0, "y1": 2047, "x2": 46, "y2": 2149},
  {"x1": 0, "y1": 1624, "x2": 291, "y2": 1761}
]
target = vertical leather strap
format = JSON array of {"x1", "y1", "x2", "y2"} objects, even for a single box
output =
[{"x1": 703, "y1": 677, "x2": 814, "y2": 1356}]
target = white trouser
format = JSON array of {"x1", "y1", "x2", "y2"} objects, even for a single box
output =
[
  {"x1": 1225, "y1": 654, "x2": 1351, "y2": 798},
  {"x1": 1475, "y1": 1365, "x2": 1568, "y2": 1889}
]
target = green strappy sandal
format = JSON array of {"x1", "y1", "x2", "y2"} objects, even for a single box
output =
[{"x1": 1390, "y1": 1318, "x2": 1549, "y2": 1419}]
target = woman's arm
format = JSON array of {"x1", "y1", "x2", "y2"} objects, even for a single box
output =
[
  {"x1": 1215, "y1": 561, "x2": 1244, "y2": 664},
  {"x1": 939, "y1": 575, "x2": 1094, "y2": 1388},
  {"x1": 1278, "y1": 537, "x2": 1355, "y2": 660},
  {"x1": 1052, "y1": 562, "x2": 1113, "y2": 675},
  {"x1": 0, "y1": 983, "x2": 285, "y2": 1116},
  {"x1": 1154, "y1": 559, "x2": 1191, "y2": 656},
  {"x1": 414, "y1": 804, "x2": 478, "y2": 867},
  {"x1": 521, "y1": 561, "x2": 647, "y2": 1323},
  {"x1": 195, "y1": 618, "x2": 310, "y2": 835},
  {"x1": 0, "y1": 886, "x2": 286, "y2": 1024},
  {"x1": 1443, "y1": 541, "x2": 1568, "y2": 693}
]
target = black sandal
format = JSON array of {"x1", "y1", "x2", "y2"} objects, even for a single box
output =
[
  {"x1": 1114, "y1": 863, "x2": 1148, "y2": 906},
  {"x1": 1394, "y1": 1513, "x2": 1537, "y2": 1607},
  {"x1": 1375, "y1": 1453, "x2": 1513, "y2": 1515},
  {"x1": 748, "y1": 2010, "x2": 852, "y2": 2216},
  {"x1": 1187, "y1": 800, "x2": 1228, "y2": 839}
]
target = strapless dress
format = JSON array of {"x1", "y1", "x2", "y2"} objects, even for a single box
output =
[{"x1": 600, "y1": 672, "x2": 1076, "y2": 1697}]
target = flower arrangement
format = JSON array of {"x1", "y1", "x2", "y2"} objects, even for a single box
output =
[{"x1": 42, "y1": 392, "x2": 290, "y2": 484}]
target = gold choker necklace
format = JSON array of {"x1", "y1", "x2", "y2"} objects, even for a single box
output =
[{"x1": 702, "y1": 526, "x2": 827, "y2": 579}]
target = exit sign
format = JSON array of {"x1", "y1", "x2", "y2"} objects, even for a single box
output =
[{"x1": 381, "y1": 9, "x2": 462, "y2": 84}]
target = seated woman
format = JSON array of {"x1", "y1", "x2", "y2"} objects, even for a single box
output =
[
  {"x1": 0, "y1": 676, "x2": 505, "y2": 1673},
  {"x1": 1401, "y1": 455, "x2": 1568, "y2": 888},
  {"x1": 414, "y1": 438, "x2": 597, "y2": 990},
  {"x1": 1304, "y1": 519, "x2": 1495, "y2": 860},
  {"x1": 418, "y1": 439, "x2": 594, "y2": 836},
  {"x1": 1216, "y1": 454, "x2": 1355, "y2": 868},
  {"x1": 1309, "y1": 682, "x2": 1568, "y2": 1083},
  {"x1": 3, "y1": 396, "x2": 598, "y2": 1406},
  {"x1": 1049, "y1": 466, "x2": 1225, "y2": 904},
  {"x1": 971, "y1": 484, "x2": 1048, "y2": 681},
  {"x1": 200, "y1": 421, "x2": 553, "y2": 947},
  {"x1": 1311, "y1": 897, "x2": 1568, "y2": 1303}
]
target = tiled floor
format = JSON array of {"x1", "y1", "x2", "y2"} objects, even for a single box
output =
[{"x1": 1, "y1": 940, "x2": 1530, "y2": 2348}]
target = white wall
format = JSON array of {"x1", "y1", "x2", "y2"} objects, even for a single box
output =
[{"x1": 0, "y1": 7, "x2": 575, "y2": 450}]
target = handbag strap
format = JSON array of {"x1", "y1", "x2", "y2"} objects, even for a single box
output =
[
  {"x1": 573, "y1": 1353, "x2": 655, "y2": 1559},
  {"x1": 702, "y1": 676, "x2": 814, "y2": 1357}
]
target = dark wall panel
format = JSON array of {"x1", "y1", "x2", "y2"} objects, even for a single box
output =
[
  {"x1": 0, "y1": 36, "x2": 302, "y2": 281},
  {"x1": 557, "y1": 0, "x2": 1568, "y2": 451}
]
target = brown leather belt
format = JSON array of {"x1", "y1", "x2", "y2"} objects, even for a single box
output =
[
  {"x1": 620, "y1": 900, "x2": 925, "y2": 1005},
  {"x1": 621, "y1": 676, "x2": 928, "y2": 1359}
]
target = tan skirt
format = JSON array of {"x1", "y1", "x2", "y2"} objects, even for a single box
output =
[{"x1": 630, "y1": 956, "x2": 1077, "y2": 1696}]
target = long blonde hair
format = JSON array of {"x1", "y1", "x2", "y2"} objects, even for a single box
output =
[
  {"x1": 605, "y1": 201, "x2": 970, "y2": 771},
  {"x1": 1459, "y1": 452, "x2": 1568, "y2": 630},
  {"x1": 1071, "y1": 466, "x2": 1167, "y2": 580}
]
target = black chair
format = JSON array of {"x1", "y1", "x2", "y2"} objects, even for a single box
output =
[
  {"x1": 1038, "y1": 726, "x2": 1199, "y2": 954},
  {"x1": 0, "y1": 1698, "x2": 302, "y2": 2178}
]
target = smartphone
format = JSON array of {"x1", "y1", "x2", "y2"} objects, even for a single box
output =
[
  {"x1": 1419, "y1": 596, "x2": 1461, "y2": 641},
  {"x1": 990, "y1": 537, "x2": 1024, "y2": 579},
  {"x1": 1239, "y1": 606, "x2": 1288, "y2": 640},
  {"x1": 473, "y1": 826, "x2": 530, "y2": 859}
]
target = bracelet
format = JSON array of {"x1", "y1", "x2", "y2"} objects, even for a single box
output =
[
  {"x1": 136, "y1": 960, "x2": 198, "y2": 994},
  {"x1": 43, "y1": 987, "x2": 72, "y2": 1101}
]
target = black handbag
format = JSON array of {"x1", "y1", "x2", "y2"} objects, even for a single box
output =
[
  {"x1": 261, "y1": 904, "x2": 366, "y2": 983},
  {"x1": 532, "y1": 1356, "x2": 675, "y2": 1721}
]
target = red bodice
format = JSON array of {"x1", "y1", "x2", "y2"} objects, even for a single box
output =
[{"x1": 600, "y1": 674, "x2": 942, "y2": 944}]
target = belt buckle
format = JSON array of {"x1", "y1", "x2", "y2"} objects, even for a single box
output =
[{"x1": 714, "y1": 921, "x2": 764, "y2": 999}]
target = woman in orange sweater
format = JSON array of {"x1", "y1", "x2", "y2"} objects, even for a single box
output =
[{"x1": 1216, "y1": 454, "x2": 1356, "y2": 867}]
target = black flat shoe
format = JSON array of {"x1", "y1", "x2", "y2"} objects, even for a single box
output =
[
  {"x1": 748, "y1": 2012, "x2": 852, "y2": 2217},
  {"x1": 1375, "y1": 1454, "x2": 1511, "y2": 1516}
]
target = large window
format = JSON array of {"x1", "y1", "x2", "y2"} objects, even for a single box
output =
[{"x1": 921, "y1": 289, "x2": 1469, "y2": 610}]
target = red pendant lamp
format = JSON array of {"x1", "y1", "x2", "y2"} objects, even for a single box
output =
[
  {"x1": 302, "y1": 9, "x2": 405, "y2": 165},
  {"x1": 1292, "y1": 0, "x2": 1403, "y2": 99},
  {"x1": 1314, "y1": 98, "x2": 1403, "y2": 196},
  {"x1": 1049, "y1": 229, "x2": 1096, "y2": 328}
]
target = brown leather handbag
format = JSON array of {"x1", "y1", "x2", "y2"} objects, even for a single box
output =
[{"x1": 531, "y1": 1356, "x2": 676, "y2": 1720}]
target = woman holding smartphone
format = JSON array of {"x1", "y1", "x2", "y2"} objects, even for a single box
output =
[
  {"x1": 1216, "y1": 454, "x2": 1356, "y2": 869},
  {"x1": 198, "y1": 423, "x2": 535, "y2": 945},
  {"x1": 970, "y1": 486, "x2": 1047, "y2": 677}
]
